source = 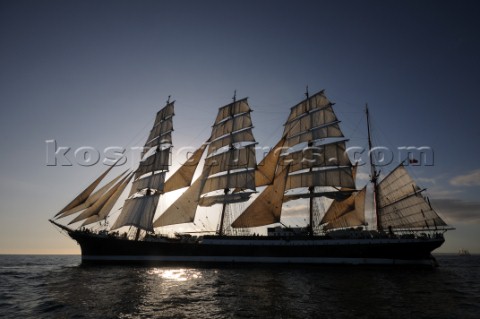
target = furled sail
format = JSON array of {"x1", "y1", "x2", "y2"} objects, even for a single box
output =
[
  {"x1": 376, "y1": 164, "x2": 447, "y2": 230},
  {"x1": 200, "y1": 98, "x2": 257, "y2": 203},
  {"x1": 54, "y1": 164, "x2": 116, "y2": 218},
  {"x1": 320, "y1": 187, "x2": 366, "y2": 230},
  {"x1": 114, "y1": 101, "x2": 175, "y2": 231}
]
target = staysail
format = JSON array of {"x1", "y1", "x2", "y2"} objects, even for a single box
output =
[
  {"x1": 163, "y1": 143, "x2": 207, "y2": 193},
  {"x1": 54, "y1": 164, "x2": 117, "y2": 218},
  {"x1": 68, "y1": 172, "x2": 133, "y2": 225},
  {"x1": 231, "y1": 165, "x2": 290, "y2": 228},
  {"x1": 320, "y1": 187, "x2": 366, "y2": 230},
  {"x1": 153, "y1": 168, "x2": 211, "y2": 227},
  {"x1": 81, "y1": 173, "x2": 134, "y2": 226}
]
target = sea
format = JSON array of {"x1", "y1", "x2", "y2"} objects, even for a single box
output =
[{"x1": 0, "y1": 255, "x2": 478, "y2": 319}]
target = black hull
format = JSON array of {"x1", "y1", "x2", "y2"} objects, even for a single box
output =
[{"x1": 68, "y1": 231, "x2": 444, "y2": 267}]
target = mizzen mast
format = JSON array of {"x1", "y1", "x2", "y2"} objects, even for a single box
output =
[{"x1": 365, "y1": 104, "x2": 381, "y2": 231}]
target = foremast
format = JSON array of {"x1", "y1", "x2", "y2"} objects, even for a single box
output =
[{"x1": 111, "y1": 98, "x2": 175, "y2": 238}]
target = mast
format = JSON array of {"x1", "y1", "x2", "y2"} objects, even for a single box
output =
[
  {"x1": 233, "y1": 89, "x2": 355, "y2": 231},
  {"x1": 305, "y1": 86, "x2": 314, "y2": 237},
  {"x1": 200, "y1": 92, "x2": 257, "y2": 236},
  {"x1": 218, "y1": 91, "x2": 236, "y2": 236},
  {"x1": 111, "y1": 98, "x2": 174, "y2": 235},
  {"x1": 365, "y1": 104, "x2": 381, "y2": 231}
]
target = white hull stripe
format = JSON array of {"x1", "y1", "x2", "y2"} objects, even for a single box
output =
[{"x1": 82, "y1": 255, "x2": 435, "y2": 266}]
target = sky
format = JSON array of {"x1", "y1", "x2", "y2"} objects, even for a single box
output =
[{"x1": 1, "y1": 0, "x2": 479, "y2": 254}]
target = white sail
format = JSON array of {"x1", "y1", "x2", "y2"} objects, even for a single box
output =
[
  {"x1": 283, "y1": 92, "x2": 344, "y2": 147},
  {"x1": 321, "y1": 187, "x2": 366, "y2": 230},
  {"x1": 144, "y1": 133, "x2": 172, "y2": 152},
  {"x1": 82, "y1": 174, "x2": 133, "y2": 226},
  {"x1": 111, "y1": 193, "x2": 160, "y2": 231},
  {"x1": 153, "y1": 169, "x2": 210, "y2": 227},
  {"x1": 202, "y1": 169, "x2": 256, "y2": 195},
  {"x1": 282, "y1": 140, "x2": 350, "y2": 173},
  {"x1": 141, "y1": 101, "x2": 174, "y2": 157},
  {"x1": 129, "y1": 173, "x2": 166, "y2": 197},
  {"x1": 135, "y1": 148, "x2": 171, "y2": 178},
  {"x1": 68, "y1": 173, "x2": 132, "y2": 224},
  {"x1": 214, "y1": 98, "x2": 250, "y2": 124},
  {"x1": 255, "y1": 137, "x2": 286, "y2": 187},
  {"x1": 56, "y1": 169, "x2": 127, "y2": 218},
  {"x1": 54, "y1": 164, "x2": 116, "y2": 218},
  {"x1": 116, "y1": 101, "x2": 175, "y2": 232},
  {"x1": 201, "y1": 97, "x2": 256, "y2": 203},
  {"x1": 377, "y1": 165, "x2": 447, "y2": 230},
  {"x1": 198, "y1": 192, "x2": 254, "y2": 207},
  {"x1": 281, "y1": 91, "x2": 353, "y2": 190},
  {"x1": 163, "y1": 143, "x2": 207, "y2": 193},
  {"x1": 211, "y1": 113, "x2": 253, "y2": 141},
  {"x1": 144, "y1": 117, "x2": 173, "y2": 148},
  {"x1": 285, "y1": 167, "x2": 355, "y2": 190},
  {"x1": 284, "y1": 106, "x2": 339, "y2": 138},
  {"x1": 208, "y1": 129, "x2": 255, "y2": 155},
  {"x1": 285, "y1": 91, "x2": 330, "y2": 122},
  {"x1": 285, "y1": 123, "x2": 344, "y2": 147},
  {"x1": 231, "y1": 90, "x2": 355, "y2": 232},
  {"x1": 204, "y1": 145, "x2": 256, "y2": 176},
  {"x1": 231, "y1": 165, "x2": 290, "y2": 228}
]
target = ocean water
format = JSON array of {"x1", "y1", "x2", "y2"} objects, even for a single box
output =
[{"x1": 0, "y1": 255, "x2": 479, "y2": 319}]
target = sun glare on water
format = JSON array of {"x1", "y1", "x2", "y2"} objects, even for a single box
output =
[{"x1": 147, "y1": 268, "x2": 202, "y2": 281}]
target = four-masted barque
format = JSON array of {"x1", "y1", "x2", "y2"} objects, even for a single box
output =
[{"x1": 50, "y1": 89, "x2": 451, "y2": 266}]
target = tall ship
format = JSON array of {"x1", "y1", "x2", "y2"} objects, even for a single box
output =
[{"x1": 50, "y1": 89, "x2": 452, "y2": 266}]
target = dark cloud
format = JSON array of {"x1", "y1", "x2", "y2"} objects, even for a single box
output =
[{"x1": 432, "y1": 199, "x2": 480, "y2": 224}]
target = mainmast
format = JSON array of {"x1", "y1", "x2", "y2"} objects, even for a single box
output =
[
  {"x1": 305, "y1": 86, "x2": 315, "y2": 237},
  {"x1": 217, "y1": 91, "x2": 237, "y2": 236},
  {"x1": 365, "y1": 104, "x2": 381, "y2": 231},
  {"x1": 232, "y1": 89, "x2": 355, "y2": 232},
  {"x1": 200, "y1": 93, "x2": 257, "y2": 236}
]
